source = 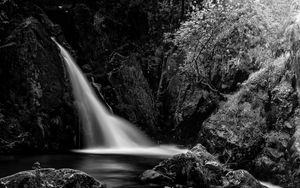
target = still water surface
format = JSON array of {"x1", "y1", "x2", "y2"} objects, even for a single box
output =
[
  {"x1": 0, "y1": 153, "x2": 164, "y2": 188},
  {"x1": 0, "y1": 153, "x2": 281, "y2": 188}
]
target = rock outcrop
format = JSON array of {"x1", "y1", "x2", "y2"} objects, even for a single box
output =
[
  {"x1": 140, "y1": 144, "x2": 266, "y2": 188},
  {"x1": 198, "y1": 53, "x2": 299, "y2": 187},
  {"x1": 106, "y1": 54, "x2": 158, "y2": 133},
  {"x1": 0, "y1": 168, "x2": 105, "y2": 188},
  {"x1": 0, "y1": 0, "x2": 78, "y2": 153},
  {"x1": 164, "y1": 74, "x2": 223, "y2": 143}
]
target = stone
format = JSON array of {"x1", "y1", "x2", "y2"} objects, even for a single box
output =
[
  {"x1": 0, "y1": 168, "x2": 105, "y2": 188},
  {"x1": 141, "y1": 144, "x2": 265, "y2": 188},
  {"x1": 32, "y1": 162, "x2": 41, "y2": 170},
  {"x1": 140, "y1": 170, "x2": 173, "y2": 185},
  {"x1": 224, "y1": 170, "x2": 266, "y2": 188},
  {"x1": 199, "y1": 55, "x2": 298, "y2": 187},
  {"x1": 106, "y1": 54, "x2": 158, "y2": 134},
  {"x1": 0, "y1": 0, "x2": 79, "y2": 153}
]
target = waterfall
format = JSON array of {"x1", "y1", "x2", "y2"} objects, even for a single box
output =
[
  {"x1": 52, "y1": 38, "x2": 153, "y2": 148},
  {"x1": 52, "y1": 38, "x2": 186, "y2": 155}
]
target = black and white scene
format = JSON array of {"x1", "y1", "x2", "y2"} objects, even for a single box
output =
[{"x1": 0, "y1": 0, "x2": 300, "y2": 187}]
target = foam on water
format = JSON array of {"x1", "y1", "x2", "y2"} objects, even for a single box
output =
[
  {"x1": 260, "y1": 181, "x2": 282, "y2": 188},
  {"x1": 73, "y1": 145, "x2": 188, "y2": 156}
]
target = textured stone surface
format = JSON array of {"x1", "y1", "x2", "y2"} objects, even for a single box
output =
[
  {"x1": 0, "y1": 168, "x2": 105, "y2": 188},
  {"x1": 140, "y1": 144, "x2": 266, "y2": 188},
  {"x1": 199, "y1": 54, "x2": 298, "y2": 187},
  {"x1": 0, "y1": 0, "x2": 78, "y2": 153}
]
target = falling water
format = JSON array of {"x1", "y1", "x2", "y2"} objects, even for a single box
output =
[{"x1": 52, "y1": 38, "x2": 185, "y2": 155}]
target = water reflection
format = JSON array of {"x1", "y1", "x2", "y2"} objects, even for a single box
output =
[
  {"x1": 0, "y1": 154, "x2": 163, "y2": 188},
  {"x1": 75, "y1": 156, "x2": 137, "y2": 187}
]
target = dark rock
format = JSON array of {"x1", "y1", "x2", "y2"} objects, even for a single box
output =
[
  {"x1": 72, "y1": 3, "x2": 106, "y2": 67},
  {"x1": 140, "y1": 145, "x2": 215, "y2": 187},
  {"x1": 224, "y1": 170, "x2": 266, "y2": 188},
  {"x1": 289, "y1": 109, "x2": 300, "y2": 187},
  {"x1": 0, "y1": 181, "x2": 4, "y2": 188},
  {"x1": 106, "y1": 54, "x2": 158, "y2": 133},
  {"x1": 140, "y1": 169, "x2": 173, "y2": 185},
  {"x1": 0, "y1": 0, "x2": 78, "y2": 153},
  {"x1": 252, "y1": 131, "x2": 289, "y2": 182},
  {"x1": 82, "y1": 64, "x2": 92, "y2": 72},
  {"x1": 164, "y1": 73, "x2": 222, "y2": 143},
  {"x1": 141, "y1": 144, "x2": 266, "y2": 188},
  {"x1": 32, "y1": 162, "x2": 41, "y2": 170},
  {"x1": 0, "y1": 168, "x2": 105, "y2": 188}
]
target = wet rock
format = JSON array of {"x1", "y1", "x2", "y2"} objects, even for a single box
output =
[
  {"x1": 141, "y1": 144, "x2": 266, "y2": 188},
  {"x1": 0, "y1": 168, "x2": 105, "y2": 188},
  {"x1": 141, "y1": 145, "x2": 214, "y2": 187}
]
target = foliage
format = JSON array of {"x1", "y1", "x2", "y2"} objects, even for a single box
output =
[{"x1": 167, "y1": 0, "x2": 300, "y2": 81}]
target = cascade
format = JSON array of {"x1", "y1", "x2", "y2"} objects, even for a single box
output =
[{"x1": 52, "y1": 38, "x2": 185, "y2": 155}]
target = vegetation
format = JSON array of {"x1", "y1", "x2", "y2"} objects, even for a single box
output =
[{"x1": 167, "y1": 0, "x2": 300, "y2": 82}]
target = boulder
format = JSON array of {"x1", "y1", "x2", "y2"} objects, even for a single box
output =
[
  {"x1": 0, "y1": 168, "x2": 105, "y2": 188},
  {"x1": 224, "y1": 170, "x2": 266, "y2": 188},
  {"x1": 140, "y1": 144, "x2": 266, "y2": 188}
]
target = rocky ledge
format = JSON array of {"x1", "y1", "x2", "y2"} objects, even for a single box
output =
[
  {"x1": 0, "y1": 168, "x2": 105, "y2": 188},
  {"x1": 140, "y1": 144, "x2": 266, "y2": 188}
]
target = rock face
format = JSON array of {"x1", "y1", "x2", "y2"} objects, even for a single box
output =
[
  {"x1": 140, "y1": 144, "x2": 266, "y2": 188},
  {"x1": 157, "y1": 42, "x2": 257, "y2": 143},
  {"x1": 165, "y1": 74, "x2": 223, "y2": 143},
  {"x1": 0, "y1": 1, "x2": 78, "y2": 152},
  {"x1": 106, "y1": 54, "x2": 158, "y2": 133},
  {"x1": 0, "y1": 168, "x2": 105, "y2": 188},
  {"x1": 199, "y1": 54, "x2": 299, "y2": 187}
]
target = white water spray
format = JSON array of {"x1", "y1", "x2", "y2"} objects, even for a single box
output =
[{"x1": 52, "y1": 38, "x2": 185, "y2": 155}]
